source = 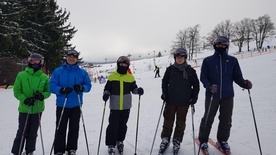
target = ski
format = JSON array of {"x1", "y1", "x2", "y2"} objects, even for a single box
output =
[
  {"x1": 195, "y1": 138, "x2": 209, "y2": 155},
  {"x1": 208, "y1": 139, "x2": 231, "y2": 155}
]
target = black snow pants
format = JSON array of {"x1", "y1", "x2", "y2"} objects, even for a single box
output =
[
  {"x1": 11, "y1": 112, "x2": 41, "y2": 155},
  {"x1": 198, "y1": 96, "x2": 233, "y2": 143},
  {"x1": 161, "y1": 104, "x2": 189, "y2": 142},
  {"x1": 54, "y1": 106, "x2": 81, "y2": 154},
  {"x1": 105, "y1": 109, "x2": 130, "y2": 146}
]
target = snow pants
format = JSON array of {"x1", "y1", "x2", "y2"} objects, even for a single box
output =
[
  {"x1": 161, "y1": 104, "x2": 189, "y2": 142},
  {"x1": 198, "y1": 96, "x2": 233, "y2": 143},
  {"x1": 54, "y1": 106, "x2": 81, "y2": 154},
  {"x1": 11, "y1": 112, "x2": 41, "y2": 155},
  {"x1": 106, "y1": 109, "x2": 130, "y2": 146}
]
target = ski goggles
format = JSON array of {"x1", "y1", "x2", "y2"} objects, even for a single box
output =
[{"x1": 67, "y1": 50, "x2": 79, "y2": 57}]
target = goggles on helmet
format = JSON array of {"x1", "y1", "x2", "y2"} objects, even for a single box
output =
[{"x1": 67, "y1": 50, "x2": 79, "y2": 57}]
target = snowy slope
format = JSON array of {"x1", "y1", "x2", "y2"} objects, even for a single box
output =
[{"x1": 1, "y1": 50, "x2": 276, "y2": 155}]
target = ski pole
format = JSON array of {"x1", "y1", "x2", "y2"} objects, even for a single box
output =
[
  {"x1": 77, "y1": 94, "x2": 90, "y2": 155},
  {"x1": 97, "y1": 101, "x2": 107, "y2": 155},
  {"x1": 197, "y1": 94, "x2": 213, "y2": 155},
  {"x1": 50, "y1": 96, "x2": 68, "y2": 155},
  {"x1": 37, "y1": 101, "x2": 45, "y2": 155},
  {"x1": 134, "y1": 95, "x2": 142, "y2": 155},
  {"x1": 18, "y1": 106, "x2": 32, "y2": 155},
  {"x1": 247, "y1": 89, "x2": 263, "y2": 155},
  {"x1": 191, "y1": 104, "x2": 196, "y2": 155},
  {"x1": 150, "y1": 101, "x2": 165, "y2": 155}
]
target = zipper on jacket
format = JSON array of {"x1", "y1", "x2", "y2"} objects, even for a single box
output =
[{"x1": 219, "y1": 55, "x2": 222, "y2": 99}]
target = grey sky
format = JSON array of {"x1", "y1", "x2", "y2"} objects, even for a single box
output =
[{"x1": 57, "y1": 0, "x2": 276, "y2": 62}]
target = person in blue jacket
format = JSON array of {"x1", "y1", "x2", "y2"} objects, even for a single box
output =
[
  {"x1": 198, "y1": 36, "x2": 252, "y2": 154},
  {"x1": 49, "y1": 50, "x2": 92, "y2": 155}
]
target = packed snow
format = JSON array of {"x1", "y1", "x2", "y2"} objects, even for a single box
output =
[{"x1": 1, "y1": 49, "x2": 276, "y2": 155}]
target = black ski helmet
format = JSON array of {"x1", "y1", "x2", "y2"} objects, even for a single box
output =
[
  {"x1": 213, "y1": 36, "x2": 229, "y2": 48},
  {"x1": 28, "y1": 53, "x2": 44, "y2": 64},
  {"x1": 117, "y1": 56, "x2": 130, "y2": 67},
  {"x1": 173, "y1": 48, "x2": 188, "y2": 58}
]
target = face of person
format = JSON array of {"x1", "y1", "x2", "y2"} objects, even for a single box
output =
[
  {"x1": 175, "y1": 55, "x2": 186, "y2": 64},
  {"x1": 29, "y1": 59, "x2": 41, "y2": 64},
  {"x1": 66, "y1": 55, "x2": 78, "y2": 65}
]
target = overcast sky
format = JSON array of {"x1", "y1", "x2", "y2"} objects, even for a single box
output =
[{"x1": 57, "y1": 0, "x2": 276, "y2": 62}]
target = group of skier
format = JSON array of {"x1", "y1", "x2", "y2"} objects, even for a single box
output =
[{"x1": 11, "y1": 35, "x2": 252, "y2": 155}]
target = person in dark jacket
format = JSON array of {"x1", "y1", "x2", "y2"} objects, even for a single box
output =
[
  {"x1": 198, "y1": 36, "x2": 252, "y2": 154},
  {"x1": 49, "y1": 50, "x2": 92, "y2": 155},
  {"x1": 12, "y1": 53, "x2": 50, "y2": 155},
  {"x1": 159, "y1": 48, "x2": 200, "y2": 153},
  {"x1": 102, "y1": 56, "x2": 144, "y2": 154}
]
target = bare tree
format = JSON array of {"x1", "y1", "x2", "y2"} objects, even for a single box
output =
[
  {"x1": 206, "y1": 20, "x2": 233, "y2": 47},
  {"x1": 173, "y1": 24, "x2": 200, "y2": 60},
  {"x1": 251, "y1": 14, "x2": 275, "y2": 49},
  {"x1": 173, "y1": 29, "x2": 189, "y2": 49},
  {"x1": 232, "y1": 20, "x2": 247, "y2": 52},
  {"x1": 187, "y1": 24, "x2": 201, "y2": 60}
]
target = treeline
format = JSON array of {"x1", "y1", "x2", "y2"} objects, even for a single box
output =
[
  {"x1": 0, "y1": 0, "x2": 76, "y2": 73},
  {"x1": 172, "y1": 14, "x2": 276, "y2": 60}
]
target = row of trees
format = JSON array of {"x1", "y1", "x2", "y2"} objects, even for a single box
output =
[
  {"x1": 0, "y1": 0, "x2": 76, "y2": 73},
  {"x1": 173, "y1": 14, "x2": 275, "y2": 60}
]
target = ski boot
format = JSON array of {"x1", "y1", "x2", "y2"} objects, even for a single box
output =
[
  {"x1": 67, "y1": 150, "x2": 76, "y2": 155},
  {"x1": 108, "y1": 145, "x2": 115, "y2": 155},
  {"x1": 158, "y1": 137, "x2": 170, "y2": 155},
  {"x1": 172, "y1": 138, "x2": 181, "y2": 155},
  {"x1": 217, "y1": 141, "x2": 231, "y2": 154},
  {"x1": 200, "y1": 142, "x2": 209, "y2": 155},
  {"x1": 117, "y1": 141, "x2": 124, "y2": 155}
]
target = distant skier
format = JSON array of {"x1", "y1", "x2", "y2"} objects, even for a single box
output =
[
  {"x1": 154, "y1": 66, "x2": 161, "y2": 78},
  {"x1": 102, "y1": 56, "x2": 144, "y2": 155}
]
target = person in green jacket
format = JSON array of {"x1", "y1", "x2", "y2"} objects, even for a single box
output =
[{"x1": 11, "y1": 53, "x2": 51, "y2": 155}]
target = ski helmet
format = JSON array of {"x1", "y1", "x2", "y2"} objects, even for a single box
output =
[
  {"x1": 117, "y1": 56, "x2": 130, "y2": 66},
  {"x1": 28, "y1": 53, "x2": 44, "y2": 64},
  {"x1": 213, "y1": 36, "x2": 229, "y2": 48},
  {"x1": 173, "y1": 48, "x2": 188, "y2": 58},
  {"x1": 67, "y1": 49, "x2": 79, "y2": 58}
]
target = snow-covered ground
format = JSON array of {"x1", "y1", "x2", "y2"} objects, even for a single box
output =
[{"x1": 1, "y1": 49, "x2": 276, "y2": 155}]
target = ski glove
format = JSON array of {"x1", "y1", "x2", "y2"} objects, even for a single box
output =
[
  {"x1": 34, "y1": 91, "x2": 44, "y2": 101},
  {"x1": 73, "y1": 84, "x2": 84, "y2": 93},
  {"x1": 60, "y1": 87, "x2": 73, "y2": 95},
  {"x1": 24, "y1": 97, "x2": 35, "y2": 106},
  {"x1": 137, "y1": 87, "x2": 144, "y2": 95},
  {"x1": 102, "y1": 91, "x2": 110, "y2": 102},
  {"x1": 209, "y1": 84, "x2": 218, "y2": 93},
  {"x1": 243, "y1": 79, "x2": 252, "y2": 89},
  {"x1": 189, "y1": 97, "x2": 198, "y2": 105}
]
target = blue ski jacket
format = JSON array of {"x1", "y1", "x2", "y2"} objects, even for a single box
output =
[
  {"x1": 200, "y1": 51, "x2": 245, "y2": 99},
  {"x1": 50, "y1": 63, "x2": 92, "y2": 108}
]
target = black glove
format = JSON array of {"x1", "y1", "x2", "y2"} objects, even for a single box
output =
[
  {"x1": 102, "y1": 92, "x2": 110, "y2": 102},
  {"x1": 161, "y1": 94, "x2": 166, "y2": 101},
  {"x1": 137, "y1": 87, "x2": 144, "y2": 95},
  {"x1": 24, "y1": 97, "x2": 35, "y2": 106},
  {"x1": 73, "y1": 84, "x2": 84, "y2": 93},
  {"x1": 60, "y1": 87, "x2": 73, "y2": 95},
  {"x1": 34, "y1": 91, "x2": 44, "y2": 101},
  {"x1": 243, "y1": 79, "x2": 252, "y2": 89},
  {"x1": 209, "y1": 84, "x2": 218, "y2": 93},
  {"x1": 189, "y1": 97, "x2": 198, "y2": 105}
]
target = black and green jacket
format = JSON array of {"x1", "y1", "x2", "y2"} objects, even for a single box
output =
[{"x1": 104, "y1": 71, "x2": 139, "y2": 110}]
